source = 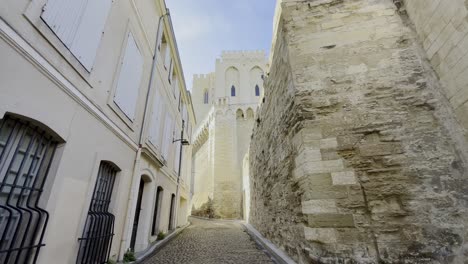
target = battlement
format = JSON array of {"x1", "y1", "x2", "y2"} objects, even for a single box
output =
[
  {"x1": 220, "y1": 50, "x2": 266, "y2": 61},
  {"x1": 193, "y1": 73, "x2": 214, "y2": 81}
]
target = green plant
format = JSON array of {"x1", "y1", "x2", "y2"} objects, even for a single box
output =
[
  {"x1": 106, "y1": 259, "x2": 116, "y2": 264},
  {"x1": 123, "y1": 249, "x2": 136, "y2": 263},
  {"x1": 157, "y1": 231, "x2": 166, "y2": 241}
]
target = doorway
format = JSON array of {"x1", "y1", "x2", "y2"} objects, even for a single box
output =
[
  {"x1": 168, "y1": 194, "x2": 176, "y2": 230},
  {"x1": 130, "y1": 179, "x2": 145, "y2": 250}
]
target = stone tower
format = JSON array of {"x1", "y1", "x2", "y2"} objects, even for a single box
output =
[
  {"x1": 249, "y1": 0, "x2": 468, "y2": 263},
  {"x1": 191, "y1": 51, "x2": 267, "y2": 219}
]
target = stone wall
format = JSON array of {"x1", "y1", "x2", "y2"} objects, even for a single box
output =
[
  {"x1": 250, "y1": 0, "x2": 468, "y2": 263},
  {"x1": 403, "y1": 0, "x2": 468, "y2": 142},
  {"x1": 192, "y1": 105, "x2": 255, "y2": 219}
]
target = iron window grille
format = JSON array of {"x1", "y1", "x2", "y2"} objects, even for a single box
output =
[
  {"x1": 0, "y1": 116, "x2": 59, "y2": 264},
  {"x1": 76, "y1": 162, "x2": 118, "y2": 264}
]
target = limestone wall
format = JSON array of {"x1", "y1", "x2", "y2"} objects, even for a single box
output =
[
  {"x1": 404, "y1": 0, "x2": 468, "y2": 141},
  {"x1": 250, "y1": 0, "x2": 468, "y2": 263}
]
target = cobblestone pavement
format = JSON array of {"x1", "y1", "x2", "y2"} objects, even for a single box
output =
[{"x1": 141, "y1": 217, "x2": 275, "y2": 264}]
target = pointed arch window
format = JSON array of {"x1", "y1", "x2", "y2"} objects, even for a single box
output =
[
  {"x1": 255, "y1": 85, "x2": 260, "y2": 96},
  {"x1": 231, "y1": 85, "x2": 236, "y2": 97},
  {"x1": 203, "y1": 90, "x2": 209, "y2": 104}
]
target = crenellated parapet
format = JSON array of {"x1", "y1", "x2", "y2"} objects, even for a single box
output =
[{"x1": 219, "y1": 50, "x2": 266, "y2": 63}]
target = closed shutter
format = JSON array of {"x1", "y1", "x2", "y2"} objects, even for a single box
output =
[
  {"x1": 162, "y1": 113, "x2": 173, "y2": 160},
  {"x1": 41, "y1": 0, "x2": 112, "y2": 71},
  {"x1": 149, "y1": 91, "x2": 163, "y2": 148},
  {"x1": 114, "y1": 33, "x2": 143, "y2": 120},
  {"x1": 164, "y1": 46, "x2": 171, "y2": 69},
  {"x1": 174, "y1": 133, "x2": 181, "y2": 173},
  {"x1": 41, "y1": 0, "x2": 87, "y2": 47},
  {"x1": 168, "y1": 61, "x2": 174, "y2": 84},
  {"x1": 70, "y1": 0, "x2": 112, "y2": 70},
  {"x1": 173, "y1": 77, "x2": 178, "y2": 97}
]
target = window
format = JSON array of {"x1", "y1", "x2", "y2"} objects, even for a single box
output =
[
  {"x1": 113, "y1": 33, "x2": 143, "y2": 120},
  {"x1": 255, "y1": 85, "x2": 260, "y2": 96},
  {"x1": 151, "y1": 187, "x2": 163, "y2": 236},
  {"x1": 0, "y1": 115, "x2": 60, "y2": 264},
  {"x1": 172, "y1": 74, "x2": 178, "y2": 98},
  {"x1": 148, "y1": 91, "x2": 164, "y2": 149},
  {"x1": 77, "y1": 162, "x2": 118, "y2": 264},
  {"x1": 168, "y1": 194, "x2": 175, "y2": 230},
  {"x1": 203, "y1": 90, "x2": 209, "y2": 104},
  {"x1": 173, "y1": 130, "x2": 181, "y2": 174},
  {"x1": 41, "y1": 0, "x2": 112, "y2": 71},
  {"x1": 168, "y1": 61, "x2": 174, "y2": 84},
  {"x1": 231, "y1": 85, "x2": 236, "y2": 97},
  {"x1": 162, "y1": 113, "x2": 174, "y2": 160},
  {"x1": 161, "y1": 33, "x2": 171, "y2": 70}
]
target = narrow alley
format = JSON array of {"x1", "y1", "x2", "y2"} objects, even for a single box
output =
[{"x1": 141, "y1": 218, "x2": 275, "y2": 264}]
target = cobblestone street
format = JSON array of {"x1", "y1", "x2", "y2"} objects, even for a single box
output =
[{"x1": 141, "y1": 217, "x2": 275, "y2": 264}]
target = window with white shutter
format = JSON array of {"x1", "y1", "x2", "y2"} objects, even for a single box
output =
[
  {"x1": 41, "y1": 0, "x2": 112, "y2": 71},
  {"x1": 149, "y1": 90, "x2": 164, "y2": 148},
  {"x1": 162, "y1": 113, "x2": 174, "y2": 160},
  {"x1": 113, "y1": 33, "x2": 144, "y2": 120},
  {"x1": 174, "y1": 133, "x2": 181, "y2": 174},
  {"x1": 173, "y1": 76, "x2": 178, "y2": 96},
  {"x1": 168, "y1": 61, "x2": 174, "y2": 84}
]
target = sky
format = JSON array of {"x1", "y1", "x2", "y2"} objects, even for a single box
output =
[{"x1": 166, "y1": 0, "x2": 277, "y2": 90}]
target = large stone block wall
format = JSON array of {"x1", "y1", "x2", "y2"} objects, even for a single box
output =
[
  {"x1": 213, "y1": 110, "x2": 242, "y2": 218},
  {"x1": 192, "y1": 106, "x2": 255, "y2": 219},
  {"x1": 250, "y1": 0, "x2": 468, "y2": 263},
  {"x1": 403, "y1": 0, "x2": 468, "y2": 141}
]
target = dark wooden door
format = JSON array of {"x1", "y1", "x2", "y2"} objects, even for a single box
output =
[{"x1": 130, "y1": 179, "x2": 144, "y2": 251}]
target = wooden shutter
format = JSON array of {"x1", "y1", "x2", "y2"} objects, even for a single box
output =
[
  {"x1": 114, "y1": 33, "x2": 143, "y2": 120},
  {"x1": 174, "y1": 133, "x2": 181, "y2": 173},
  {"x1": 149, "y1": 91, "x2": 164, "y2": 148},
  {"x1": 162, "y1": 113, "x2": 173, "y2": 160},
  {"x1": 70, "y1": 0, "x2": 112, "y2": 70},
  {"x1": 41, "y1": 0, "x2": 87, "y2": 47},
  {"x1": 41, "y1": 0, "x2": 112, "y2": 71}
]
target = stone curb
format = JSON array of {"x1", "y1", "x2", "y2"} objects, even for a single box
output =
[
  {"x1": 131, "y1": 222, "x2": 191, "y2": 264},
  {"x1": 242, "y1": 223, "x2": 297, "y2": 264}
]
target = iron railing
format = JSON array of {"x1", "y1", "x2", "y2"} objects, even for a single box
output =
[
  {"x1": 76, "y1": 162, "x2": 117, "y2": 264},
  {"x1": 0, "y1": 116, "x2": 58, "y2": 264}
]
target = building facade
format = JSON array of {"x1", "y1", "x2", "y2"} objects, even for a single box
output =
[
  {"x1": 250, "y1": 0, "x2": 468, "y2": 263},
  {"x1": 0, "y1": 0, "x2": 195, "y2": 263},
  {"x1": 191, "y1": 51, "x2": 267, "y2": 219}
]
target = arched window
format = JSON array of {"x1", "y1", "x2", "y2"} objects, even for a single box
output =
[
  {"x1": 203, "y1": 90, "x2": 209, "y2": 104},
  {"x1": 77, "y1": 161, "x2": 119, "y2": 264},
  {"x1": 255, "y1": 85, "x2": 260, "y2": 96},
  {"x1": 231, "y1": 85, "x2": 236, "y2": 97},
  {"x1": 236, "y1": 109, "x2": 244, "y2": 120},
  {"x1": 0, "y1": 115, "x2": 62, "y2": 263}
]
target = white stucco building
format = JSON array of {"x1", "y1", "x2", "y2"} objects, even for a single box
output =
[
  {"x1": 191, "y1": 51, "x2": 267, "y2": 219},
  {"x1": 0, "y1": 0, "x2": 195, "y2": 263}
]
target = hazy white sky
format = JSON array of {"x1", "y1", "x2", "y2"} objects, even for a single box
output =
[{"x1": 166, "y1": 0, "x2": 277, "y2": 90}]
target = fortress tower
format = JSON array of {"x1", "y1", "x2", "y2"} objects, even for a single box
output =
[{"x1": 191, "y1": 51, "x2": 268, "y2": 219}]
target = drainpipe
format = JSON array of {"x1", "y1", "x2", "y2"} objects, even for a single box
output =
[{"x1": 118, "y1": 10, "x2": 168, "y2": 259}]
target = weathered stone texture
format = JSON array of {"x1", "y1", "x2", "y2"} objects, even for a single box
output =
[{"x1": 250, "y1": 0, "x2": 468, "y2": 263}]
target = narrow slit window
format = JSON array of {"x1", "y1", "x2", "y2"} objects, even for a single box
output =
[
  {"x1": 203, "y1": 90, "x2": 209, "y2": 104},
  {"x1": 231, "y1": 85, "x2": 236, "y2": 97},
  {"x1": 255, "y1": 85, "x2": 260, "y2": 96}
]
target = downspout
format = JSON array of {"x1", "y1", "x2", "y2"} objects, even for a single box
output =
[{"x1": 119, "y1": 10, "x2": 169, "y2": 259}]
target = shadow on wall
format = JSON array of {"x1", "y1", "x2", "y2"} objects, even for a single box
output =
[{"x1": 191, "y1": 198, "x2": 219, "y2": 219}]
